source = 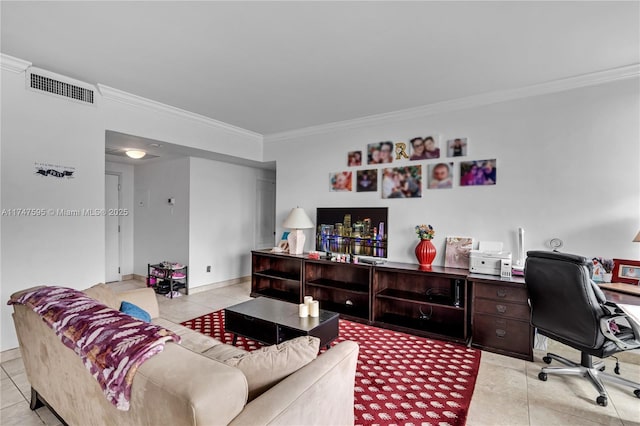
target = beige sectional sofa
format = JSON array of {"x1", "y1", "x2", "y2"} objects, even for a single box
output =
[{"x1": 10, "y1": 284, "x2": 359, "y2": 426}]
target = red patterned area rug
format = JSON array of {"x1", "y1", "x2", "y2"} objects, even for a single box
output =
[{"x1": 182, "y1": 310, "x2": 481, "y2": 426}]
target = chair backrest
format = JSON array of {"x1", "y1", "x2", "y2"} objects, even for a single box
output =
[{"x1": 524, "y1": 250, "x2": 605, "y2": 350}]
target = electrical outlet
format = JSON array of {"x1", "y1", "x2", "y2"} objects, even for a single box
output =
[{"x1": 206, "y1": 265, "x2": 211, "y2": 273}]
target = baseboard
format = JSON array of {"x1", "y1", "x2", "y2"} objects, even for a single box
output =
[
  {"x1": 121, "y1": 274, "x2": 135, "y2": 281},
  {"x1": 188, "y1": 276, "x2": 251, "y2": 294},
  {"x1": 132, "y1": 274, "x2": 146, "y2": 282},
  {"x1": 0, "y1": 347, "x2": 22, "y2": 363}
]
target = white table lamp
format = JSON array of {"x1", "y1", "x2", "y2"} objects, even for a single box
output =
[{"x1": 283, "y1": 207, "x2": 314, "y2": 255}]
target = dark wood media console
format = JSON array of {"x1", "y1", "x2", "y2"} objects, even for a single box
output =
[{"x1": 251, "y1": 249, "x2": 533, "y2": 360}]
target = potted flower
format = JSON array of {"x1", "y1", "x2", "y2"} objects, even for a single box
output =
[{"x1": 414, "y1": 224, "x2": 436, "y2": 269}]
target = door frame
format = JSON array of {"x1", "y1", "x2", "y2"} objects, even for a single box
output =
[{"x1": 105, "y1": 172, "x2": 122, "y2": 283}]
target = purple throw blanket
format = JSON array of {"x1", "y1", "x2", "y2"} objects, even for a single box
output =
[{"x1": 8, "y1": 286, "x2": 180, "y2": 410}]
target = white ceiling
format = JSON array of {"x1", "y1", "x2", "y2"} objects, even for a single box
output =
[{"x1": 2, "y1": 1, "x2": 639, "y2": 136}]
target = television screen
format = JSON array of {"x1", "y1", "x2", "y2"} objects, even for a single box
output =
[{"x1": 315, "y1": 207, "x2": 388, "y2": 258}]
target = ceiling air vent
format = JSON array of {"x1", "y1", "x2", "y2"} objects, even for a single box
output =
[{"x1": 26, "y1": 67, "x2": 95, "y2": 105}]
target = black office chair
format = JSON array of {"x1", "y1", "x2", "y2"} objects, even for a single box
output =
[{"x1": 524, "y1": 250, "x2": 640, "y2": 406}]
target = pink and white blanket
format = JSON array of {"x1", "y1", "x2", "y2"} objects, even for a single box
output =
[{"x1": 8, "y1": 286, "x2": 180, "y2": 410}]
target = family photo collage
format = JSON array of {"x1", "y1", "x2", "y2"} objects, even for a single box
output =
[{"x1": 330, "y1": 136, "x2": 497, "y2": 198}]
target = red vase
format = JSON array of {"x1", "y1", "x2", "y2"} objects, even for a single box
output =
[{"x1": 415, "y1": 239, "x2": 436, "y2": 270}]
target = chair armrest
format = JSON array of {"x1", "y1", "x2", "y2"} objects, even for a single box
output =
[
  {"x1": 600, "y1": 312, "x2": 640, "y2": 351},
  {"x1": 116, "y1": 287, "x2": 160, "y2": 319}
]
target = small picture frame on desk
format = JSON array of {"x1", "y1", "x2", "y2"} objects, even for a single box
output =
[{"x1": 612, "y1": 259, "x2": 640, "y2": 285}]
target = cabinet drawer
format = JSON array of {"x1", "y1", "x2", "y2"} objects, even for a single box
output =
[
  {"x1": 224, "y1": 311, "x2": 277, "y2": 344},
  {"x1": 474, "y1": 298, "x2": 530, "y2": 320},
  {"x1": 474, "y1": 282, "x2": 528, "y2": 303},
  {"x1": 473, "y1": 314, "x2": 531, "y2": 356}
]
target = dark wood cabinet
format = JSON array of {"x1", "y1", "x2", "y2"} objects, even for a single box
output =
[
  {"x1": 250, "y1": 250, "x2": 535, "y2": 359},
  {"x1": 469, "y1": 274, "x2": 533, "y2": 361},
  {"x1": 251, "y1": 251, "x2": 304, "y2": 303},
  {"x1": 373, "y1": 263, "x2": 469, "y2": 343},
  {"x1": 303, "y1": 260, "x2": 372, "y2": 322}
]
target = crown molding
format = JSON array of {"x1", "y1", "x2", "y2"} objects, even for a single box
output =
[
  {"x1": 264, "y1": 64, "x2": 640, "y2": 143},
  {"x1": 97, "y1": 84, "x2": 263, "y2": 142},
  {"x1": 0, "y1": 53, "x2": 31, "y2": 73}
]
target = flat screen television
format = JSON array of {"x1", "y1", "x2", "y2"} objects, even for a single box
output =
[{"x1": 315, "y1": 207, "x2": 388, "y2": 258}]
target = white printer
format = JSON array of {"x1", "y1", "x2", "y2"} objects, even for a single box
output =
[{"x1": 469, "y1": 241, "x2": 512, "y2": 277}]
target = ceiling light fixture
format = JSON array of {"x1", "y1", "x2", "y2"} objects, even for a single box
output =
[{"x1": 125, "y1": 150, "x2": 146, "y2": 159}]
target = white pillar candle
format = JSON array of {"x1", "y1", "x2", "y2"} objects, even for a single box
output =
[
  {"x1": 310, "y1": 300, "x2": 320, "y2": 317},
  {"x1": 304, "y1": 296, "x2": 313, "y2": 309},
  {"x1": 299, "y1": 303, "x2": 309, "y2": 317}
]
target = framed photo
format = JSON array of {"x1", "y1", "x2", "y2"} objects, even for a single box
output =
[
  {"x1": 444, "y1": 236, "x2": 474, "y2": 269},
  {"x1": 330, "y1": 171, "x2": 352, "y2": 191},
  {"x1": 410, "y1": 135, "x2": 440, "y2": 160},
  {"x1": 381, "y1": 166, "x2": 422, "y2": 199},
  {"x1": 348, "y1": 151, "x2": 362, "y2": 167},
  {"x1": 356, "y1": 169, "x2": 378, "y2": 192},
  {"x1": 460, "y1": 159, "x2": 497, "y2": 186},
  {"x1": 612, "y1": 259, "x2": 640, "y2": 285},
  {"x1": 447, "y1": 137, "x2": 468, "y2": 157},
  {"x1": 367, "y1": 141, "x2": 394, "y2": 164},
  {"x1": 428, "y1": 162, "x2": 453, "y2": 189}
]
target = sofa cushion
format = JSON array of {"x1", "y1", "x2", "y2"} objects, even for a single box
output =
[
  {"x1": 202, "y1": 343, "x2": 247, "y2": 362},
  {"x1": 152, "y1": 318, "x2": 223, "y2": 354},
  {"x1": 120, "y1": 301, "x2": 151, "y2": 322},
  {"x1": 82, "y1": 283, "x2": 120, "y2": 310},
  {"x1": 224, "y1": 336, "x2": 320, "y2": 401}
]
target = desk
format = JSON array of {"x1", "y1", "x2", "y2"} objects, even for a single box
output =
[
  {"x1": 599, "y1": 282, "x2": 640, "y2": 306},
  {"x1": 469, "y1": 274, "x2": 533, "y2": 361}
]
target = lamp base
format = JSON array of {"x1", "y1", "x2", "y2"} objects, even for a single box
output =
[{"x1": 287, "y1": 230, "x2": 306, "y2": 255}]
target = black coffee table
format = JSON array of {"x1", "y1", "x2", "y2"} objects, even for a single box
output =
[{"x1": 224, "y1": 297, "x2": 340, "y2": 349}]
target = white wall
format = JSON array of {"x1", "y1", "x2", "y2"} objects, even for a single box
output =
[
  {"x1": 105, "y1": 161, "x2": 135, "y2": 276},
  {"x1": 1, "y1": 67, "x2": 105, "y2": 350},
  {"x1": 133, "y1": 158, "x2": 190, "y2": 275},
  {"x1": 189, "y1": 157, "x2": 275, "y2": 288},
  {"x1": 1, "y1": 57, "x2": 266, "y2": 351},
  {"x1": 265, "y1": 79, "x2": 640, "y2": 264}
]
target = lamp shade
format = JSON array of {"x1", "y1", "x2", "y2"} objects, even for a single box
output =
[
  {"x1": 282, "y1": 208, "x2": 314, "y2": 229},
  {"x1": 634, "y1": 230, "x2": 640, "y2": 242}
]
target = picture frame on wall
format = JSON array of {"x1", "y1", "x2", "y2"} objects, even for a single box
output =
[
  {"x1": 367, "y1": 141, "x2": 394, "y2": 164},
  {"x1": 612, "y1": 259, "x2": 640, "y2": 285},
  {"x1": 381, "y1": 166, "x2": 422, "y2": 199},
  {"x1": 427, "y1": 162, "x2": 453, "y2": 189},
  {"x1": 460, "y1": 159, "x2": 497, "y2": 186},
  {"x1": 447, "y1": 138, "x2": 468, "y2": 157},
  {"x1": 356, "y1": 169, "x2": 378, "y2": 192},
  {"x1": 330, "y1": 171, "x2": 353, "y2": 191},
  {"x1": 348, "y1": 151, "x2": 362, "y2": 166},
  {"x1": 410, "y1": 135, "x2": 440, "y2": 160}
]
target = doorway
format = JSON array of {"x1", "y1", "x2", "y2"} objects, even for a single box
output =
[{"x1": 105, "y1": 173, "x2": 120, "y2": 282}]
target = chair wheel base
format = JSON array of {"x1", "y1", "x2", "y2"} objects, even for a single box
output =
[
  {"x1": 543, "y1": 356, "x2": 552, "y2": 364},
  {"x1": 538, "y1": 372, "x2": 548, "y2": 381},
  {"x1": 634, "y1": 389, "x2": 640, "y2": 399},
  {"x1": 596, "y1": 396, "x2": 607, "y2": 406}
]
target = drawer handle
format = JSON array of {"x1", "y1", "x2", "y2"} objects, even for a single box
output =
[
  {"x1": 496, "y1": 289, "x2": 508, "y2": 298},
  {"x1": 243, "y1": 316, "x2": 255, "y2": 321},
  {"x1": 496, "y1": 329, "x2": 507, "y2": 338},
  {"x1": 496, "y1": 304, "x2": 507, "y2": 314}
]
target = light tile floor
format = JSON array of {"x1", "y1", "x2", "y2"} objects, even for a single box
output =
[{"x1": 1, "y1": 280, "x2": 639, "y2": 425}]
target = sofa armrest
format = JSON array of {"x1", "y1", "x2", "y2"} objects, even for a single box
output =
[
  {"x1": 116, "y1": 287, "x2": 160, "y2": 319},
  {"x1": 228, "y1": 340, "x2": 359, "y2": 426}
]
